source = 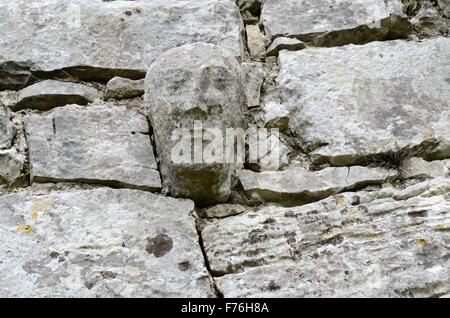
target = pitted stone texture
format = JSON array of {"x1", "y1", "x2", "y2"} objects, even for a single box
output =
[
  {"x1": 277, "y1": 38, "x2": 450, "y2": 166},
  {"x1": 14, "y1": 80, "x2": 98, "y2": 111},
  {"x1": 24, "y1": 104, "x2": 161, "y2": 191},
  {"x1": 0, "y1": 0, "x2": 244, "y2": 82},
  {"x1": 202, "y1": 178, "x2": 450, "y2": 297},
  {"x1": 239, "y1": 166, "x2": 396, "y2": 205},
  {"x1": 0, "y1": 105, "x2": 14, "y2": 149},
  {"x1": 105, "y1": 77, "x2": 144, "y2": 101},
  {"x1": 261, "y1": 0, "x2": 410, "y2": 47},
  {"x1": 0, "y1": 149, "x2": 24, "y2": 184},
  {"x1": 0, "y1": 188, "x2": 212, "y2": 297},
  {"x1": 145, "y1": 43, "x2": 246, "y2": 206}
]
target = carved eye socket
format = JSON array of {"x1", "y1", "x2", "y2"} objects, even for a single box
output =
[
  {"x1": 160, "y1": 69, "x2": 193, "y2": 95},
  {"x1": 200, "y1": 66, "x2": 233, "y2": 91}
]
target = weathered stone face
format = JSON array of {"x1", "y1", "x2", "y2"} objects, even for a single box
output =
[
  {"x1": 145, "y1": 43, "x2": 246, "y2": 206},
  {"x1": 0, "y1": 105, "x2": 14, "y2": 149},
  {"x1": 0, "y1": 188, "x2": 212, "y2": 297},
  {"x1": 277, "y1": 38, "x2": 450, "y2": 165},
  {"x1": 24, "y1": 104, "x2": 161, "y2": 191},
  {"x1": 0, "y1": 0, "x2": 244, "y2": 82},
  {"x1": 261, "y1": 0, "x2": 410, "y2": 46},
  {"x1": 202, "y1": 178, "x2": 450, "y2": 297}
]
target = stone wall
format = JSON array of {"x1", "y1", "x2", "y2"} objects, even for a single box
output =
[{"x1": 0, "y1": 0, "x2": 449, "y2": 298}]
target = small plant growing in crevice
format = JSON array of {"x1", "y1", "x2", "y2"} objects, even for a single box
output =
[{"x1": 365, "y1": 147, "x2": 414, "y2": 180}]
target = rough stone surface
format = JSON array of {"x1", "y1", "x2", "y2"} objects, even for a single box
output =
[
  {"x1": 277, "y1": 38, "x2": 450, "y2": 165},
  {"x1": 14, "y1": 80, "x2": 98, "y2": 111},
  {"x1": 239, "y1": 166, "x2": 397, "y2": 205},
  {"x1": 0, "y1": 105, "x2": 14, "y2": 149},
  {"x1": 1, "y1": 0, "x2": 449, "y2": 299},
  {"x1": 0, "y1": 188, "x2": 212, "y2": 297},
  {"x1": 0, "y1": 149, "x2": 24, "y2": 184},
  {"x1": 439, "y1": 0, "x2": 450, "y2": 17},
  {"x1": 202, "y1": 178, "x2": 450, "y2": 297},
  {"x1": 266, "y1": 37, "x2": 306, "y2": 56},
  {"x1": 145, "y1": 43, "x2": 246, "y2": 206},
  {"x1": 261, "y1": 0, "x2": 411, "y2": 46},
  {"x1": 24, "y1": 104, "x2": 161, "y2": 191},
  {"x1": 0, "y1": 91, "x2": 18, "y2": 109},
  {"x1": 403, "y1": 0, "x2": 450, "y2": 37},
  {"x1": 401, "y1": 157, "x2": 450, "y2": 179},
  {"x1": 0, "y1": 0, "x2": 244, "y2": 82},
  {"x1": 242, "y1": 62, "x2": 264, "y2": 108},
  {"x1": 105, "y1": 77, "x2": 144, "y2": 101},
  {"x1": 415, "y1": 2, "x2": 449, "y2": 36},
  {"x1": 246, "y1": 25, "x2": 266, "y2": 60}
]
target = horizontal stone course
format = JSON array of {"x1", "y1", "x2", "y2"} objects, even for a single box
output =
[
  {"x1": 0, "y1": 0, "x2": 244, "y2": 83},
  {"x1": 24, "y1": 103, "x2": 161, "y2": 191},
  {"x1": 203, "y1": 178, "x2": 450, "y2": 297},
  {"x1": 277, "y1": 38, "x2": 450, "y2": 165},
  {"x1": 0, "y1": 188, "x2": 211, "y2": 297},
  {"x1": 261, "y1": 0, "x2": 410, "y2": 46}
]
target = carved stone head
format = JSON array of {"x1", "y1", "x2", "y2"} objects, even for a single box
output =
[{"x1": 145, "y1": 43, "x2": 246, "y2": 206}]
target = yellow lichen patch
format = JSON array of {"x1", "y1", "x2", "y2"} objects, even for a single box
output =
[
  {"x1": 126, "y1": 266, "x2": 141, "y2": 277},
  {"x1": 434, "y1": 224, "x2": 449, "y2": 231},
  {"x1": 407, "y1": 221, "x2": 424, "y2": 227},
  {"x1": 345, "y1": 232, "x2": 381, "y2": 240},
  {"x1": 132, "y1": 7, "x2": 142, "y2": 14},
  {"x1": 31, "y1": 210, "x2": 39, "y2": 221},
  {"x1": 337, "y1": 196, "x2": 347, "y2": 208},
  {"x1": 17, "y1": 225, "x2": 33, "y2": 234},
  {"x1": 348, "y1": 208, "x2": 360, "y2": 220},
  {"x1": 417, "y1": 239, "x2": 428, "y2": 249},
  {"x1": 369, "y1": 234, "x2": 381, "y2": 241}
]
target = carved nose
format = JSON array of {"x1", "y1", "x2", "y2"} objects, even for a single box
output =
[{"x1": 184, "y1": 104, "x2": 208, "y2": 120}]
